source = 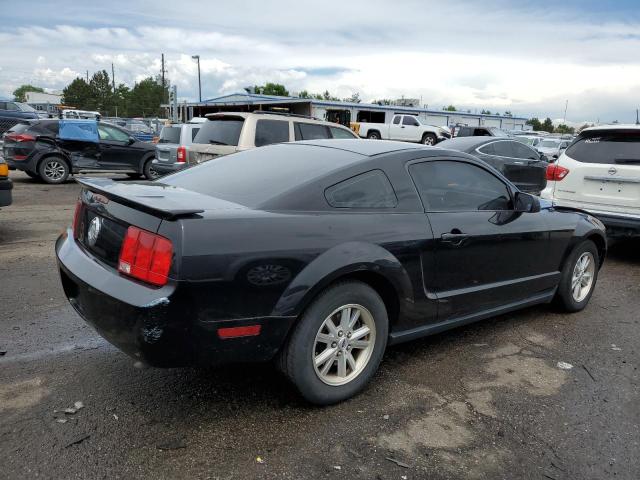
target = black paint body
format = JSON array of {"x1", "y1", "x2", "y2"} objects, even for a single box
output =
[{"x1": 56, "y1": 140, "x2": 606, "y2": 367}]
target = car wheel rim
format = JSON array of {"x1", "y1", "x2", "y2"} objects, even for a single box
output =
[
  {"x1": 423, "y1": 136, "x2": 434, "y2": 145},
  {"x1": 44, "y1": 161, "x2": 66, "y2": 181},
  {"x1": 148, "y1": 167, "x2": 160, "y2": 179},
  {"x1": 571, "y1": 252, "x2": 595, "y2": 302},
  {"x1": 312, "y1": 304, "x2": 376, "y2": 386}
]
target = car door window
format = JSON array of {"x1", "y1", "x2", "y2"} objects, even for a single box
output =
[
  {"x1": 325, "y1": 170, "x2": 397, "y2": 208},
  {"x1": 511, "y1": 141, "x2": 538, "y2": 159},
  {"x1": 492, "y1": 140, "x2": 515, "y2": 157},
  {"x1": 5, "y1": 102, "x2": 19, "y2": 111},
  {"x1": 98, "y1": 124, "x2": 130, "y2": 142},
  {"x1": 294, "y1": 122, "x2": 330, "y2": 140},
  {"x1": 255, "y1": 119, "x2": 290, "y2": 147},
  {"x1": 329, "y1": 126, "x2": 356, "y2": 139},
  {"x1": 477, "y1": 143, "x2": 495, "y2": 155},
  {"x1": 190, "y1": 128, "x2": 200, "y2": 141},
  {"x1": 402, "y1": 116, "x2": 419, "y2": 126},
  {"x1": 409, "y1": 160, "x2": 513, "y2": 212},
  {"x1": 392, "y1": 116, "x2": 401, "y2": 125}
]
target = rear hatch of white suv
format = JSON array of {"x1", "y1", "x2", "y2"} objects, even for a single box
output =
[
  {"x1": 187, "y1": 115, "x2": 245, "y2": 165},
  {"x1": 543, "y1": 126, "x2": 640, "y2": 236}
]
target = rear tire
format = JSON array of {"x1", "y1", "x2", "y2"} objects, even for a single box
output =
[
  {"x1": 421, "y1": 133, "x2": 437, "y2": 145},
  {"x1": 366, "y1": 131, "x2": 381, "y2": 140},
  {"x1": 278, "y1": 281, "x2": 388, "y2": 405},
  {"x1": 143, "y1": 159, "x2": 159, "y2": 180},
  {"x1": 554, "y1": 240, "x2": 599, "y2": 312},
  {"x1": 38, "y1": 157, "x2": 69, "y2": 184}
]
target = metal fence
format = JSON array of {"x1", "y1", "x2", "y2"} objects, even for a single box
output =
[{"x1": 0, "y1": 116, "x2": 22, "y2": 136}]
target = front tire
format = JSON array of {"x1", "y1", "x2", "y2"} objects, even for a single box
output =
[
  {"x1": 38, "y1": 157, "x2": 69, "y2": 184},
  {"x1": 421, "y1": 133, "x2": 437, "y2": 145},
  {"x1": 279, "y1": 281, "x2": 388, "y2": 405},
  {"x1": 366, "y1": 131, "x2": 381, "y2": 140},
  {"x1": 554, "y1": 240, "x2": 599, "y2": 312},
  {"x1": 143, "y1": 159, "x2": 159, "y2": 180}
]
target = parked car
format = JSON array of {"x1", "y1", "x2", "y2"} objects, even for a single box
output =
[
  {"x1": 60, "y1": 109, "x2": 101, "y2": 120},
  {"x1": 2, "y1": 119, "x2": 157, "y2": 184},
  {"x1": 57, "y1": 139, "x2": 606, "y2": 405},
  {"x1": 153, "y1": 123, "x2": 202, "y2": 175},
  {"x1": 453, "y1": 126, "x2": 508, "y2": 137},
  {"x1": 355, "y1": 114, "x2": 450, "y2": 145},
  {"x1": 537, "y1": 138, "x2": 570, "y2": 160},
  {"x1": 514, "y1": 135, "x2": 543, "y2": 148},
  {"x1": 437, "y1": 136, "x2": 548, "y2": 194},
  {"x1": 187, "y1": 111, "x2": 358, "y2": 166},
  {"x1": 0, "y1": 100, "x2": 39, "y2": 120},
  {"x1": 541, "y1": 125, "x2": 640, "y2": 237},
  {"x1": 0, "y1": 155, "x2": 12, "y2": 208}
]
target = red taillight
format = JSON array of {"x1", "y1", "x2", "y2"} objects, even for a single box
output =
[
  {"x1": 118, "y1": 226, "x2": 173, "y2": 286},
  {"x1": 6, "y1": 132, "x2": 35, "y2": 143},
  {"x1": 72, "y1": 200, "x2": 83, "y2": 237},
  {"x1": 218, "y1": 325, "x2": 262, "y2": 339},
  {"x1": 546, "y1": 164, "x2": 570, "y2": 181},
  {"x1": 13, "y1": 154, "x2": 27, "y2": 160},
  {"x1": 176, "y1": 146, "x2": 186, "y2": 163}
]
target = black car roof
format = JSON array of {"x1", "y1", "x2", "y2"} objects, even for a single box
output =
[
  {"x1": 292, "y1": 139, "x2": 427, "y2": 156},
  {"x1": 437, "y1": 136, "x2": 507, "y2": 152}
]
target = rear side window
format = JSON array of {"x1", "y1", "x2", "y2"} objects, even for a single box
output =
[
  {"x1": 255, "y1": 119, "x2": 290, "y2": 147},
  {"x1": 410, "y1": 160, "x2": 512, "y2": 211},
  {"x1": 194, "y1": 118, "x2": 244, "y2": 146},
  {"x1": 477, "y1": 142, "x2": 495, "y2": 155},
  {"x1": 392, "y1": 116, "x2": 401, "y2": 125},
  {"x1": 492, "y1": 141, "x2": 515, "y2": 157},
  {"x1": 294, "y1": 122, "x2": 330, "y2": 140},
  {"x1": 565, "y1": 131, "x2": 640, "y2": 164},
  {"x1": 511, "y1": 141, "x2": 538, "y2": 159},
  {"x1": 190, "y1": 128, "x2": 200, "y2": 141},
  {"x1": 329, "y1": 127, "x2": 356, "y2": 139},
  {"x1": 325, "y1": 170, "x2": 397, "y2": 208},
  {"x1": 159, "y1": 126, "x2": 181, "y2": 144}
]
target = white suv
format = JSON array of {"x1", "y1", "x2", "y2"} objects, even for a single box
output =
[
  {"x1": 541, "y1": 125, "x2": 640, "y2": 237},
  {"x1": 187, "y1": 111, "x2": 357, "y2": 166}
]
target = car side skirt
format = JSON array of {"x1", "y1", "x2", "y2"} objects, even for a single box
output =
[{"x1": 388, "y1": 288, "x2": 556, "y2": 345}]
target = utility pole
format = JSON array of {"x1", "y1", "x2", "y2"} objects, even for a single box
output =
[
  {"x1": 86, "y1": 70, "x2": 89, "y2": 82},
  {"x1": 192, "y1": 55, "x2": 201, "y2": 102},
  {"x1": 636, "y1": 109, "x2": 639, "y2": 125},
  {"x1": 563, "y1": 99, "x2": 568, "y2": 124},
  {"x1": 111, "y1": 63, "x2": 116, "y2": 94}
]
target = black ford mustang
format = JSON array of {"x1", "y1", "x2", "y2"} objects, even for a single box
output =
[{"x1": 56, "y1": 140, "x2": 606, "y2": 404}]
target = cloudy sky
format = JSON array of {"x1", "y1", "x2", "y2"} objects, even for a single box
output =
[{"x1": 2, "y1": 0, "x2": 640, "y2": 123}]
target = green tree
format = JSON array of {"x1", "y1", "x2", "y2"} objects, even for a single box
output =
[
  {"x1": 526, "y1": 117, "x2": 543, "y2": 130},
  {"x1": 444, "y1": 105, "x2": 457, "y2": 111},
  {"x1": 254, "y1": 82, "x2": 289, "y2": 96},
  {"x1": 481, "y1": 109, "x2": 492, "y2": 115},
  {"x1": 542, "y1": 117, "x2": 554, "y2": 133},
  {"x1": 62, "y1": 78, "x2": 93, "y2": 109},
  {"x1": 372, "y1": 98, "x2": 392, "y2": 105},
  {"x1": 343, "y1": 92, "x2": 361, "y2": 103},
  {"x1": 13, "y1": 84, "x2": 44, "y2": 102},
  {"x1": 88, "y1": 70, "x2": 114, "y2": 113},
  {"x1": 504, "y1": 110, "x2": 513, "y2": 117},
  {"x1": 297, "y1": 90, "x2": 311, "y2": 99},
  {"x1": 554, "y1": 124, "x2": 575, "y2": 134}
]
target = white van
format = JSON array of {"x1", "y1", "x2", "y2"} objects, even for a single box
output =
[
  {"x1": 541, "y1": 125, "x2": 640, "y2": 237},
  {"x1": 61, "y1": 109, "x2": 101, "y2": 120}
]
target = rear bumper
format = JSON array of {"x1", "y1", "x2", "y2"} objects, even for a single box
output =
[
  {"x1": 595, "y1": 213, "x2": 640, "y2": 238},
  {"x1": 56, "y1": 230, "x2": 295, "y2": 367},
  {"x1": 0, "y1": 178, "x2": 12, "y2": 207},
  {"x1": 152, "y1": 160, "x2": 187, "y2": 175}
]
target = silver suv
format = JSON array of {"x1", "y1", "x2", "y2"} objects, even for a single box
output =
[
  {"x1": 187, "y1": 111, "x2": 358, "y2": 166},
  {"x1": 153, "y1": 123, "x2": 203, "y2": 175}
]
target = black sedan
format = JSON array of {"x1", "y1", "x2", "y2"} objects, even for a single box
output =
[
  {"x1": 2, "y1": 120, "x2": 157, "y2": 184},
  {"x1": 438, "y1": 136, "x2": 548, "y2": 194},
  {"x1": 56, "y1": 140, "x2": 606, "y2": 404}
]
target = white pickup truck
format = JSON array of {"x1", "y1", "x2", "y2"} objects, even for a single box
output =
[{"x1": 355, "y1": 114, "x2": 451, "y2": 145}]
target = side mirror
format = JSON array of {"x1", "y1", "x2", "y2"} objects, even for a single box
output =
[
  {"x1": 128, "y1": 137, "x2": 136, "y2": 145},
  {"x1": 514, "y1": 191, "x2": 540, "y2": 213}
]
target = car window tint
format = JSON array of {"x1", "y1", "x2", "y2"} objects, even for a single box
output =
[
  {"x1": 477, "y1": 142, "x2": 495, "y2": 155},
  {"x1": 193, "y1": 118, "x2": 244, "y2": 146},
  {"x1": 402, "y1": 116, "x2": 419, "y2": 126},
  {"x1": 409, "y1": 160, "x2": 512, "y2": 212},
  {"x1": 511, "y1": 141, "x2": 538, "y2": 159},
  {"x1": 159, "y1": 126, "x2": 181, "y2": 144},
  {"x1": 294, "y1": 122, "x2": 330, "y2": 140},
  {"x1": 329, "y1": 126, "x2": 356, "y2": 139},
  {"x1": 565, "y1": 131, "x2": 640, "y2": 164},
  {"x1": 392, "y1": 116, "x2": 401, "y2": 125},
  {"x1": 255, "y1": 119, "x2": 290, "y2": 147},
  {"x1": 492, "y1": 140, "x2": 515, "y2": 157},
  {"x1": 191, "y1": 128, "x2": 200, "y2": 141},
  {"x1": 325, "y1": 170, "x2": 397, "y2": 208},
  {"x1": 5, "y1": 102, "x2": 19, "y2": 111},
  {"x1": 98, "y1": 124, "x2": 129, "y2": 142}
]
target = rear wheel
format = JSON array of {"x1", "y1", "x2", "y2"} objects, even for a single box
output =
[
  {"x1": 38, "y1": 157, "x2": 69, "y2": 184},
  {"x1": 278, "y1": 281, "x2": 388, "y2": 405},
  {"x1": 366, "y1": 131, "x2": 381, "y2": 140},
  {"x1": 143, "y1": 159, "x2": 159, "y2": 180},
  {"x1": 554, "y1": 240, "x2": 599, "y2": 312},
  {"x1": 421, "y1": 133, "x2": 437, "y2": 145}
]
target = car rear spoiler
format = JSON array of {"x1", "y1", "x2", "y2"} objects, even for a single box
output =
[{"x1": 76, "y1": 177, "x2": 205, "y2": 220}]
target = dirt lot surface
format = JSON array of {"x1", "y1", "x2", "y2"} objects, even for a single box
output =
[{"x1": 1, "y1": 171, "x2": 639, "y2": 479}]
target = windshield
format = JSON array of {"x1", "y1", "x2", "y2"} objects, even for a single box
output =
[
  {"x1": 17, "y1": 102, "x2": 37, "y2": 112},
  {"x1": 193, "y1": 117, "x2": 244, "y2": 146},
  {"x1": 159, "y1": 126, "x2": 181, "y2": 144},
  {"x1": 161, "y1": 143, "x2": 360, "y2": 207},
  {"x1": 540, "y1": 140, "x2": 560, "y2": 148}
]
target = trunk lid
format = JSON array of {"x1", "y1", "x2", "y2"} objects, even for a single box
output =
[{"x1": 187, "y1": 144, "x2": 237, "y2": 165}]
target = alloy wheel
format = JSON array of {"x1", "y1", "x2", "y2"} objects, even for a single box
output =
[
  {"x1": 312, "y1": 304, "x2": 376, "y2": 386},
  {"x1": 571, "y1": 252, "x2": 595, "y2": 302},
  {"x1": 43, "y1": 160, "x2": 66, "y2": 181}
]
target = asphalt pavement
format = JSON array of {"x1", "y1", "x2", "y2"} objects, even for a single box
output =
[{"x1": 1, "y1": 171, "x2": 638, "y2": 479}]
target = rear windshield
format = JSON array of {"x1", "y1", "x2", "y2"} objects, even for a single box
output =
[
  {"x1": 565, "y1": 131, "x2": 640, "y2": 164},
  {"x1": 159, "y1": 126, "x2": 181, "y2": 144},
  {"x1": 161, "y1": 143, "x2": 361, "y2": 207},
  {"x1": 193, "y1": 117, "x2": 244, "y2": 146}
]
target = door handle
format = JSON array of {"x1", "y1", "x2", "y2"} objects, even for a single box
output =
[{"x1": 441, "y1": 232, "x2": 469, "y2": 246}]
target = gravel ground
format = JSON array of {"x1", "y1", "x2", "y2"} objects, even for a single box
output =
[{"x1": 1, "y1": 171, "x2": 638, "y2": 479}]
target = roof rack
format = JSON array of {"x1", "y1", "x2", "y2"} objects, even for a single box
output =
[{"x1": 252, "y1": 110, "x2": 320, "y2": 121}]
